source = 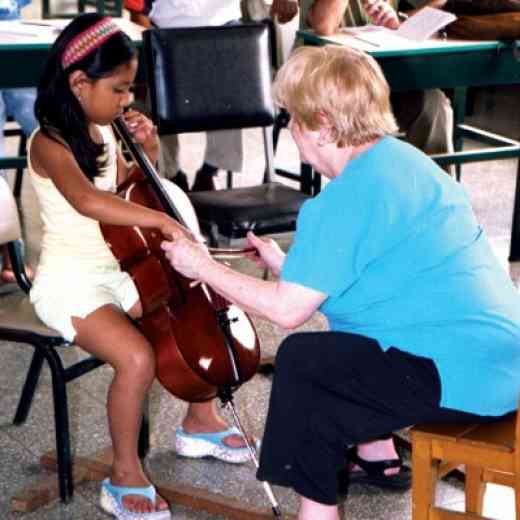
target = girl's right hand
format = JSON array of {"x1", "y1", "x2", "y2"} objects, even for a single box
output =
[
  {"x1": 160, "y1": 216, "x2": 189, "y2": 241},
  {"x1": 246, "y1": 231, "x2": 285, "y2": 276}
]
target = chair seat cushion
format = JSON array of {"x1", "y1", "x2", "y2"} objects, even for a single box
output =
[
  {"x1": 188, "y1": 182, "x2": 309, "y2": 237},
  {"x1": 0, "y1": 296, "x2": 63, "y2": 338}
]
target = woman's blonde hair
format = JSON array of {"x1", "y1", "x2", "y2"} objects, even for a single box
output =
[{"x1": 273, "y1": 45, "x2": 398, "y2": 147}]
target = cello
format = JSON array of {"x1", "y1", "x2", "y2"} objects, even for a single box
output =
[{"x1": 100, "y1": 117, "x2": 282, "y2": 516}]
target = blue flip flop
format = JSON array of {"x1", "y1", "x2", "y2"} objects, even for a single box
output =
[
  {"x1": 99, "y1": 478, "x2": 171, "y2": 520},
  {"x1": 175, "y1": 426, "x2": 255, "y2": 464}
]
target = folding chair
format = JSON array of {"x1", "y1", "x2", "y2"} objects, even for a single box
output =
[
  {"x1": 3, "y1": 116, "x2": 26, "y2": 199},
  {"x1": 0, "y1": 177, "x2": 149, "y2": 504}
]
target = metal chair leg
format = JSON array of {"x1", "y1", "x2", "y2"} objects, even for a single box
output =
[
  {"x1": 13, "y1": 134, "x2": 26, "y2": 199},
  {"x1": 46, "y1": 348, "x2": 74, "y2": 502},
  {"x1": 13, "y1": 351, "x2": 45, "y2": 425}
]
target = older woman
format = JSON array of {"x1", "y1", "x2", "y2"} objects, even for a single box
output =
[{"x1": 162, "y1": 45, "x2": 520, "y2": 520}]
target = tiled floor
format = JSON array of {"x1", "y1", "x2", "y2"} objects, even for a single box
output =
[{"x1": 1, "y1": 9, "x2": 520, "y2": 518}]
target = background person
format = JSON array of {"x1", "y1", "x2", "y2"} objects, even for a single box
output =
[
  {"x1": 0, "y1": 0, "x2": 37, "y2": 284},
  {"x1": 273, "y1": 0, "x2": 455, "y2": 173},
  {"x1": 148, "y1": 0, "x2": 246, "y2": 192}
]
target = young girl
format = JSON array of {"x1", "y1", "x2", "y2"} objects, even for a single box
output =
[{"x1": 29, "y1": 13, "x2": 252, "y2": 519}]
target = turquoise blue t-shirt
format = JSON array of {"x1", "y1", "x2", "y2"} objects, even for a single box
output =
[{"x1": 282, "y1": 136, "x2": 520, "y2": 416}]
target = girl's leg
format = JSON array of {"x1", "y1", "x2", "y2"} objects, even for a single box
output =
[
  {"x1": 298, "y1": 497, "x2": 340, "y2": 520},
  {"x1": 71, "y1": 304, "x2": 167, "y2": 514}
]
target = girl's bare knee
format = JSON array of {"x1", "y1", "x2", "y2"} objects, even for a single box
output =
[{"x1": 122, "y1": 348, "x2": 156, "y2": 384}]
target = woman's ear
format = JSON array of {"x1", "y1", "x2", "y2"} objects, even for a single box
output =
[
  {"x1": 315, "y1": 111, "x2": 338, "y2": 146},
  {"x1": 68, "y1": 70, "x2": 89, "y2": 101},
  {"x1": 317, "y1": 124, "x2": 338, "y2": 147}
]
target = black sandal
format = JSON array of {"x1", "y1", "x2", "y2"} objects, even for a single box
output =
[{"x1": 338, "y1": 446, "x2": 412, "y2": 493}]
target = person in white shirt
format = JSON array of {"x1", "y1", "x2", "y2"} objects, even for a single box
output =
[{"x1": 149, "y1": 0, "x2": 246, "y2": 192}]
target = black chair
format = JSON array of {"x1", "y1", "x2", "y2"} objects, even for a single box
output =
[
  {"x1": 272, "y1": 108, "x2": 323, "y2": 196},
  {"x1": 0, "y1": 178, "x2": 149, "y2": 503},
  {"x1": 3, "y1": 117, "x2": 26, "y2": 199},
  {"x1": 144, "y1": 23, "x2": 310, "y2": 247}
]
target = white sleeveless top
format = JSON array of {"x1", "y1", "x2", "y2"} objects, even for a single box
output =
[{"x1": 28, "y1": 125, "x2": 121, "y2": 276}]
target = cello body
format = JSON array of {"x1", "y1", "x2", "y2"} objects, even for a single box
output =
[{"x1": 100, "y1": 123, "x2": 260, "y2": 402}]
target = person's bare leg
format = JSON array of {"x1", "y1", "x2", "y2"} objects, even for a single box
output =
[
  {"x1": 298, "y1": 497, "x2": 339, "y2": 520},
  {"x1": 71, "y1": 303, "x2": 168, "y2": 513},
  {"x1": 0, "y1": 244, "x2": 33, "y2": 283},
  {"x1": 353, "y1": 438, "x2": 400, "y2": 476},
  {"x1": 183, "y1": 400, "x2": 250, "y2": 448}
]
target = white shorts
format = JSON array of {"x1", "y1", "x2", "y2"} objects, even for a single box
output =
[{"x1": 30, "y1": 268, "x2": 139, "y2": 342}]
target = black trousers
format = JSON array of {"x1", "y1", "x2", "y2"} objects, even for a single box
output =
[{"x1": 256, "y1": 331, "x2": 503, "y2": 505}]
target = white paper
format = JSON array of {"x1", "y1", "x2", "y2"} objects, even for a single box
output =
[
  {"x1": 340, "y1": 6, "x2": 456, "y2": 47},
  {"x1": 0, "y1": 20, "x2": 60, "y2": 38},
  {"x1": 396, "y1": 7, "x2": 457, "y2": 41}
]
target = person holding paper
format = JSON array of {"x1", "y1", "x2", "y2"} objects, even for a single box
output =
[
  {"x1": 0, "y1": 0, "x2": 36, "y2": 284},
  {"x1": 274, "y1": 0, "x2": 455, "y2": 172}
]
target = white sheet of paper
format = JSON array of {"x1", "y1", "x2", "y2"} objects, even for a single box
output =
[{"x1": 396, "y1": 6, "x2": 457, "y2": 41}]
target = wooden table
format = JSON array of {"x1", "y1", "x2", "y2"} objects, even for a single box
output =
[{"x1": 298, "y1": 31, "x2": 520, "y2": 260}]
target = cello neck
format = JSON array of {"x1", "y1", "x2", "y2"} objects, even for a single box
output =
[{"x1": 112, "y1": 117, "x2": 189, "y2": 228}]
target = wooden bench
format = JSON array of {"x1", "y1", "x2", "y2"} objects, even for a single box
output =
[{"x1": 411, "y1": 408, "x2": 519, "y2": 519}]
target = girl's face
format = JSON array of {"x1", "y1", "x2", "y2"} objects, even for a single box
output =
[{"x1": 80, "y1": 59, "x2": 138, "y2": 125}]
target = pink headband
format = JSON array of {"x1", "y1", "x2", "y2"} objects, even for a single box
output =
[{"x1": 61, "y1": 17, "x2": 121, "y2": 70}]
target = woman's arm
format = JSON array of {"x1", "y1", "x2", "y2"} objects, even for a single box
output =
[
  {"x1": 307, "y1": 0, "x2": 350, "y2": 35},
  {"x1": 161, "y1": 237, "x2": 327, "y2": 329}
]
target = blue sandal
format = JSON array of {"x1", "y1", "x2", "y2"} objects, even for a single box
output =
[
  {"x1": 100, "y1": 478, "x2": 171, "y2": 520},
  {"x1": 175, "y1": 426, "x2": 254, "y2": 464}
]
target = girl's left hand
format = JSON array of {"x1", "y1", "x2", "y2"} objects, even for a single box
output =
[
  {"x1": 161, "y1": 237, "x2": 212, "y2": 280},
  {"x1": 122, "y1": 109, "x2": 159, "y2": 149}
]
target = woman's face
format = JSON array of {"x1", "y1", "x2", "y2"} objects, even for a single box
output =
[
  {"x1": 81, "y1": 59, "x2": 138, "y2": 125},
  {"x1": 288, "y1": 116, "x2": 324, "y2": 169}
]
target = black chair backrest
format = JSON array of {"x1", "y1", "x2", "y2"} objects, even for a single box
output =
[{"x1": 144, "y1": 24, "x2": 275, "y2": 135}]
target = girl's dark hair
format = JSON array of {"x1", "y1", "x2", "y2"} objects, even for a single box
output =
[{"x1": 35, "y1": 13, "x2": 137, "y2": 181}]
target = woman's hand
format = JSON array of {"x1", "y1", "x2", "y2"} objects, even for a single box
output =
[
  {"x1": 161, "y1": 237, "x2": 212, "y2": 280},
  {"x1": 246, "y1": 231, "x2": 285, "y2": 276},
  {"x1": 159, "y1": 215, "x2": 201, "y2": 243},
  {"x1": 122, "y1": 109, "x2": 159, "y2": 161},
  {"x1": 363, "y1": 0, "x2": 400, "y2": 29}
]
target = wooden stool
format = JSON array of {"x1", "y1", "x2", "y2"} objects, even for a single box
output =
[{"x1": 411, "y1": 407, "x2": 519, "y2": 519}]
